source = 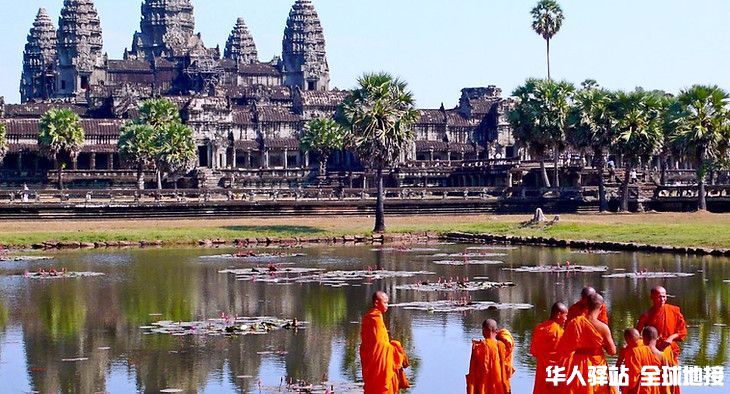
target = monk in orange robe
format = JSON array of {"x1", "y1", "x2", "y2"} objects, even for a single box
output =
[
  {"x1": 360, "y1": 291, "x2": 410, "y2": 394},
  {"x1": 558, "y1": 293, "x2": 617, "y2": 394},
  {"x1": 530, "y1": 302, "x2": 568, "y2": 394},
  {"x1": 497, "y1": 328, "x2": 516, "y2": 393},
  {"x1": 467, "y1": 319, "x2": 510, "y2": 394},
  {"x1": 568, "y1": 287, "x2": 609, "y2": 325},
  {"x1": 616, "y1": 328, "x2": 644, "y2": 369},
  {"x1": 636, "y1": 286, "x2": 687, "y2": 360},
  {"x1": 624, "y1": 326, "x2": 678, "y2": 394}
]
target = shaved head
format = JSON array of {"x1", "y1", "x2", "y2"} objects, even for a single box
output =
[
  {"x1": 372, "y1": 291, "x2": 389, "y2": 313},
  {"x1": 624, "y1": 328, "x2": 640, "y2": 342},
  {"x1": 551, "y1": 302, "x2": 568, "y2": 325},
  {"x1": 581, "y1": 287, "x2": 597, "y2": 300},
  {"x1": 588, "y1": 293, "x2": 604, "y2": 312},
  {"x1": 482, "y1": 319, "x2": 498, "y2": 333},
  {"x1": 650, "y1": 286, "x2": 668, "y2": 307},
  {"x1": 642, "y1": 326, "x2": 659, "y2": 343}
]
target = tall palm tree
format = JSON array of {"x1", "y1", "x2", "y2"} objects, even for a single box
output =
[
  {"x1": 338, "y1": 72, "x2": 419, "y2": 233},
  {"x1": 610, "y1": 90, "x2": 664, "y2": 212},
  {"x1": 139, "y1": 99, "x2": 181, "y2": 130},
  {"x1": 531, "y1": 0, "x2": 564, "y2": 80},
  {"x1": 156, "y1": 122, "x2": 197, "y2": 190},
  {"x1": 300, "y1": 118, "x2": 345, "y2": 178},
  {"x1": 38, "y1": 108, "x2": 85, "y2": 190},
  {"x1": 568, "y1": 87, "x2": 613, "y2": 211},
  {"x1": 118, "y1": 123, "x2": 157, "y2": 190},
  {"x1": 671, "y1": 85, "x2": 730, "y2": 211},
  {"x1": 510, "y1": 78, "x2": 574, "y2": 189}
]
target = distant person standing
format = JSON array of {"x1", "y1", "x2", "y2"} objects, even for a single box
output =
[
  {"x1": 21, "y1": 183, "x2": 29, "y2": 203},
  {"x1": 360, "y1": 291, "x2": 410, "y2": 393},
  {"x1": 630, "y1": 169, "x2": 638, "y2": 184}
]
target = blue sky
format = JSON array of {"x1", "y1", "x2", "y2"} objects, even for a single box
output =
[{"x1": 2, "y1": 0, "x2": 729, "y2": 107}]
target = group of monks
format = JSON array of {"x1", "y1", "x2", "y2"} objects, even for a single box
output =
[{"x1": 359, "y1": 286, "x2": 687, "y2": 394}]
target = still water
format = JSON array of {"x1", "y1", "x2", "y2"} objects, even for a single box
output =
[{"x1": 0, "y1": 244, "x2": 728, "y2": 393}]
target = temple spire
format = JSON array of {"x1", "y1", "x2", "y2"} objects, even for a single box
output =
[
  {"x1": 56, "y1": 0, "x2": 104, "y2": 98},
  {"x1": 20, "y1": 8, "x2": 58, "y2": 102},
  {"x1": 282, "y1": 0, "x2": 330, "y2": 91},
  {"x1": 225, "y1": 18, "x2": 258, "y2": 64},
  {"x1": 131, "y1": 0, "x2": 197, "y2": 60}
]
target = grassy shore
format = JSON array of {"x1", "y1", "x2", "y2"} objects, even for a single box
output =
[{"x1": 2, "y1": 212, "x2": 730, "y2": 249}]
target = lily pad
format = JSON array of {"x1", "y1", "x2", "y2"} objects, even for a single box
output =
[
  {"x1": 286, "y1": 270, "x2": 435, "y2": 287},
  {"x1": 370, "y1": 247, "x2": 441, "y2": 252},
  {"x1": 503, "y1": 265, "x2": 608, "y2": 273},
  {"x1": 466, "y1": 246, "x2": 517, "y2": 250},
  {"x1": 395, "y1": 280, "x2": 515, "y2": 292},
  {"x1": 432, "y1": 253, "x2": 508, "y2": 258},
  {"x1": 22, "y1": 271, "x2": 105, "y2": 279},
  {"x1": 432, "y1": 260, "x2": 505, "y2": 266},
  {"x1": 201, "y1": 252, "x2": 306, "y2": 260},
  {"x1": 142, "y1": 316, "x2": 304, "y2": 336},
  {"x1": 0, "y1": 256, "x2": 53, "y2": 262},
  {"x1": 602, "y1": 272, "x2": 695, "y2": 279},
  {"x1": 570, "y1": 250, "x2": 621, "y2": 255},
  {"x1": 257, "y1": 381, "x2": 364, "y2": 394},
  {"x1": 390, "y1": 300, "x2": 533, "y2": 313}
]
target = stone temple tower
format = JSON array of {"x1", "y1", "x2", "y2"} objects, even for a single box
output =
[
  {"x1": 56, "y1": 0, "x2": 104, "y2": 98},
  {"x1": 282, "y1": 0, "x2": 330, "y2": 91},
  {"x1": 224, "y1": 18, "x2": 258, "y2": 64},
  {"x1": 20, "y1": 8, "x2": 58, "y2": 102},
  {"x1": 131, "y1": 0, "x2": 196, "y2": 60}
]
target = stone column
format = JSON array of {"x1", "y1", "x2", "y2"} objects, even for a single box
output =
[
  {"x1": 304, "y1": 152, "x2": 310, "y2": 168},
  {"x1": 109, "y1": 153, "x2": 115, "y2": 169},
  {"x1": 429, "y1": 149, "x2": 434, "y2": 162},
  {"x1": 508, "y1": 172, "x2": 513, "y2": 188},
  {"x1": 264, "y1": 149, "x2": 270, "y2": 169},
  {"x1": 246, "y1": 150, "x2": 252, "y2": 168},
  {"x1": 221, "y1": 149, "x2": 227, "y2": 170},
  {"x1": 17, "y1": 153, "x2": 23, "y2": 172},
  {"x1": 208, "y1": 145, "x2": 214, "y2": 169},
  {"x1": 283, "y1": 148, "x2": 289, "y2": 169},
  {"x1": 90, "y1": 153, "x2": 96, "y2": 170},
  {"x1": 72, "y1": 155, "x2": 78, "y2": 170},
  {"x1": 447, "y1": 151, "x2": 452, "y2": 165},
  {"x1": 233, "y1": 148, "x2": 240, "y2": 168}
]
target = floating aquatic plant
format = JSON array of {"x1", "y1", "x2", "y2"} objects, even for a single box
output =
[
  {"x1": 142, "y1": 316, "x2": 304, "y2": 336},
  {"x1": 602, "y1": 272, "x2": 695, "y2": 279},
  {"x1": 503, "y1": 265, "x2": 608, "y2": 273},
  {"x1": 390, "y1": 300, "x2": 533, "y2": 313},
  {"x1": 395, "y1": 280, "x2": 515, "y2": 292}
]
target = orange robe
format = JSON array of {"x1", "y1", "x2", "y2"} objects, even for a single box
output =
[
  {"x1": 497, "y1": 329, "x2": 516, "y2": 393},
  {"x1": 530, "y1": 320, "x2": 565, "y2": 394},
  {"x1": 467, "y1": 338, "x2": 509, "y2": 394},
  {"x1": 568, "y1": 300, "x2": 609, "y2": 325},
  {"x1": 558, "y1": 316, "x2": 617, "y2": 394},
  {"x1": 624, "y1": 346, "x2": 674, "y2": 394},
  {"x1": 617, "y1": 340, "x2": 644, "y2": 369},
  {"x1": 360, "y1": 308, "x2": 410, "y2": 394},
  {"x1": 637, "y1": 304, "x2": 687, "y2": 359}
]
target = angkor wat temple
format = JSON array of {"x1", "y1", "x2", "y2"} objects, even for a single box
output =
[{"x1": 1, "y1": 0, "x2": 518, "y2": 190}]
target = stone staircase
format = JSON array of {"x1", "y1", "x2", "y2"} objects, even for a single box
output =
[{"x1": 196, "y1": 168, "x2": 222, "y2": 189}]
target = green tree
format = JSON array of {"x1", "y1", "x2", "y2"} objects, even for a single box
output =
[
  {"x1": 300, "y1": 118, "x2": 345, "y2": 177},
  {"x1": 156, "y1": 122, "x2": 197, "y2": 189},
  {"x1": 118, "y1": 123, "x2": 157, "y2": 190},
  {"x1": 130, "y1": 99, "x2": 196, "y2": 190},
  {"x1": 610, "y1": 90, "x2": 665, "y2": 212},
  {"x1": 568, "y1": 87, "x2": 613, "y2": 211},
  {"x1": 510, "y1": 78, "x2": 574, "y2": 189},
  {"x1": 338, "y1": 72, "x2": 419, "y2": 233},
  {"x1": 38, "y1": 108, "x2": 85, "y2": 190},
  {"x1": 0, "y1": 123, "x2": 7, "y2": 164},
  {"x1": 671, "y1": 85, "x2": 730, "y2": 211},
  {"x1": 531, "y1": 0, "x2": 564, "y2": 80}
]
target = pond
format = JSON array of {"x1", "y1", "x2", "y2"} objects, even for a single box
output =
[{"x1": 0, "y1": 244, "x2": 728, "y2": 393}]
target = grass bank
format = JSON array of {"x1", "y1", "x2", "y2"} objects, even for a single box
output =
[{"x1": 1, "y1": 212, "x2": 730, "y2": 249}]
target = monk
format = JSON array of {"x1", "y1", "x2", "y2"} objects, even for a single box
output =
[
  {"x1": 568, "y1": 287, "x2": 609, "y2": 325},
  {"x1": 497, "y1": 327, "x2": 516, "y2": 393},
  {"x1": 558, "y1": 293, "x2": 617, "y2": 394},
  {"x1": 360, "y1": 291, "x2": 410, "y2": 394},
  {"x1": 530, "y1": 302, "x2": 568, "y2": 394},
  {"x1": 616, "y1": 328, "x2": 644, "y2": 369},
  {"x1": 624, "y1": 326, "x2": 679, "y2": 394},
  {"x1": 636, "y1": 286, "x2": 687, "y2": 359},
  {"x1": 467, "y1": 319, "x2": 511, "y2": 394}
]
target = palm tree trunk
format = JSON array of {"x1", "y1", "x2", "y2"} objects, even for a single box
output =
[
  {"x1": 553, "y1": 148, "x2": 560, "y2": 189},
  {"x1": 320, "y1": 153, "x2": 328, "y2": 178},
  {"x1": 595, "y1": 149, "x2": 607, "y2": 212},
  {"x1": 621, "y1": 166, "x2": 631, "y2": 212},
  {"x1": 546, "y1": 39, "x2": 551, "y2": 80},
  {"x1": 137, "y1": 162, "x2": 145, "y2": 191},
  {"x1": 539, "y1": 160, "x2": 551, "y2": 188},
  {"x1": 660, "y1": 154, "x2": 668, "y2": 185},
  {"x1": 374, "y1": 167, "x2": 386, "y2": 233},
  {"x1": 156, "y1": 169, "x2": 162, "y2": 190},
  {"x1": 697, "y1": 148, "x2": 707, "y2": 211}
]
